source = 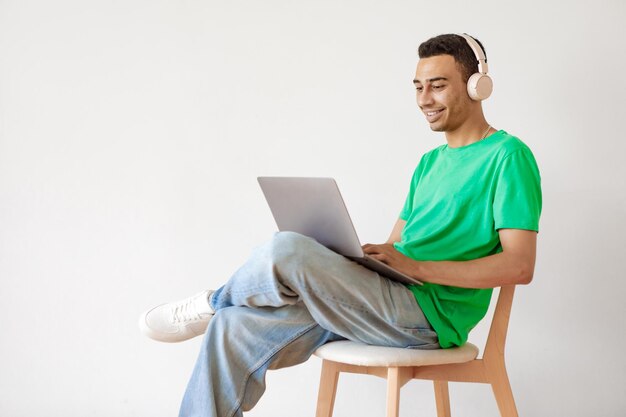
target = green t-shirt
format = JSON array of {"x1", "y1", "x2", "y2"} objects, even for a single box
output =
[{"x1": 395, "y1": 130, "x2": 542, "y2": 348}]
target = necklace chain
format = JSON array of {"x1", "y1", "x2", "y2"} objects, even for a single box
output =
[{"x1": 480, "y1": 125, "x2": 492, "y2": 141}]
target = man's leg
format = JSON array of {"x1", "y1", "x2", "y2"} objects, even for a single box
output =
[
  {"x1": 179, "y1": 231, "x2": 438, "y2": 417},
  {"x1": 179, "y1": 303, "x2": 342, "y2": 417},
  {"x1": 211, "y1": 231, "x2": 438, "y2": 348}
]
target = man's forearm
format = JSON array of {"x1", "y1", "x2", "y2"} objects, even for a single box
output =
[
  {"x1": 363, "y1": 228, "x2": 537, "y2": 289},
  {"x1": 410, "y1": 251, "x2": 534, "y2": 289}
]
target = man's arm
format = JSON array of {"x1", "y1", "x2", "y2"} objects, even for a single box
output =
[
  {"x1": 386, "y1": 218, "x2": 406, "y2": 244},
  {"x1": 363, "y1": 228, "x2": 537, "y2": 289}
]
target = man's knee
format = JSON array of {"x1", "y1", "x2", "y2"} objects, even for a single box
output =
[
  {"x1": 271, "y1": 231, "x2": 313, "y2": 247},
  {"x1": 268, "y1": 231, "x2": 314, "y2": 262},
  {"x1": 266, "y1": 231, "x2": 328, "y2": 281}
]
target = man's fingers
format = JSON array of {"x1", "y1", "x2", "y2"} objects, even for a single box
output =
[
  {"x1": 362, "y1": 244, "x2": 378, "y2": 253},
  {"x1": 369, "y1": 253, "x2": 388, "y2": 263}
]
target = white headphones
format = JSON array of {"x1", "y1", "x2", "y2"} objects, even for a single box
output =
[{"x1": 458, "y1": 33, "x2": 493, "y2": 101}]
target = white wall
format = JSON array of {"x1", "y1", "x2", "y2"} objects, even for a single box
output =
[{"x1": 1, "y1": 0, "x2": 625, "y2": 416}]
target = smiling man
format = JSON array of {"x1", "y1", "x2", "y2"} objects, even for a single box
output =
[
  {"x1": 363, "y1": 34, "x2": 542, "y2": 348},
  {"x1": 139, "y1": 33, "x2": 541, "y2": 417}
]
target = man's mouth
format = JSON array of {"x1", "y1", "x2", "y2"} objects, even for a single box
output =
[{"x1": 424, "y1": 108, "x2": 444, "y2": 122}]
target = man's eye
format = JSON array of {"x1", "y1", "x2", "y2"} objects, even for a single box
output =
[
  {"x1": 415, "y1": 87, "x2": 423, "y2": 92},
  {"x1": 433, "y1": 84, "x2": 445, "y2": 89}
]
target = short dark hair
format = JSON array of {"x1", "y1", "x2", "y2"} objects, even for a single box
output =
[{"x1": 418, "y1": 34, "x2": 487, "y2": 83}]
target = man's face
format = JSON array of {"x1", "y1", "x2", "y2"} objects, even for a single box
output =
[{"x1": 413, "y1": 54, "x2": 473, "y2": 132}]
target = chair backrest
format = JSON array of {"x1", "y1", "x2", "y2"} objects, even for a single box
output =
[{"x1": 482, "y1": 285, "x2": 516, "y2": 362}]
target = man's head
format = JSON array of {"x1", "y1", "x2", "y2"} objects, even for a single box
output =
[
  {"x1": 418, "y1": 34, "x2": 486, "y2": 85},
  {"x1": 413, "y1": 33, "x2": 488, "y2": 134}
]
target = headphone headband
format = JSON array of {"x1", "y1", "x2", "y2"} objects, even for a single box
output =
[{"x1": 458, "y1": 33, "x2": 488, "y2": 74}]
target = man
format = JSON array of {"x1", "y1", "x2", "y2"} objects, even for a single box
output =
[{"x1": 139, "y1": 33, "x2": 541, "y2": 417}]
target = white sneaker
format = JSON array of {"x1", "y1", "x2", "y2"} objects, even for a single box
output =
[{"x1": 139, "y1": 290, "x2": 215, "y2": 343}]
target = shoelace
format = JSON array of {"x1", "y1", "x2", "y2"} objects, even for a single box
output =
[{"x1": 171, "y1": 298, "x2": 202, "y2": 324}]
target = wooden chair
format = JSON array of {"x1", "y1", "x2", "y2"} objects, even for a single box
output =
[{"x1": 313, "y1": 285, "x2": 519, "y2": 417}]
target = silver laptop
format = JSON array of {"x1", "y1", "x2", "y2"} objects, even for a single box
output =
[{"x1": 257, "y1": 177, "x2": 422, "y2": 285}]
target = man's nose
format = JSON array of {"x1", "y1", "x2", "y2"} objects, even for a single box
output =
[{"x1": 417, "y1": 87, "x2": 434, "y2": 108}]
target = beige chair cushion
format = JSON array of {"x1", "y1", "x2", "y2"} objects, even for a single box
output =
[{"x1": 314, "y1": 340, "x2": 479, "y2": 367}]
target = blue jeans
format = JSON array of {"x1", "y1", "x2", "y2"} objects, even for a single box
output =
[{"x1": 179, "y1": 232, "x2": 438, "y2": 417}]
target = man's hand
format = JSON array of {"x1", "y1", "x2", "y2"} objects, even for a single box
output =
[{"x1": 362, "y1": 243, "x2": 418, "y2": 279}]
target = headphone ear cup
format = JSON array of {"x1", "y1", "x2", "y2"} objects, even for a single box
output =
[{"x1": 467, "y1": 73, "x2": 493, "y2": 101}]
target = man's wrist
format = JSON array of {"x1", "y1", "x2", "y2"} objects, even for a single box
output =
[{"x1": 408, "y1": 258, "x2": 425, "y2": 281}]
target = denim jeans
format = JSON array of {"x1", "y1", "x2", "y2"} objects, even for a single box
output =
[{"x1": 179, "y1": 231, "x2": 438, "y2": 417}]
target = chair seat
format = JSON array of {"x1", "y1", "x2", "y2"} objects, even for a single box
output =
[{"x1": 314, "y1": 340, "x2": 479, "y2": 367}]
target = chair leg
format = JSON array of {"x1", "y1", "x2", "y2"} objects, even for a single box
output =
[
  {"x1": 433, "y1": 380, "x2": 451, "y2": 417},
  {"x1": 316, "y1": 360, "x2": 341, "y2": 417},
  {"x1": 487, "y1": 364, "x2": 519, "y2": 417},
  {"x1": 386, "y1": 367, "x2": 402, "y2": 417},
  {"x1": 385, "y1": 367, "x2": 412, "y2": 417}
]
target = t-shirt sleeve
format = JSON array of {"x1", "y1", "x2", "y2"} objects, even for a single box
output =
[
  {"x1": 399, "y1": 182, "x2": 414, "y2": 221},
  {"x1": 399, "y1": 157, "x2": 425, "y2": 220},
  {"x1": 493, "y1": 148, "x2": 542, "y2": 231}
]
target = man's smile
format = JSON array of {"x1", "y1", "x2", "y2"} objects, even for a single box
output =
[{"x1": 423, "y1": 108, "x2": 445, "y2": 122}]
